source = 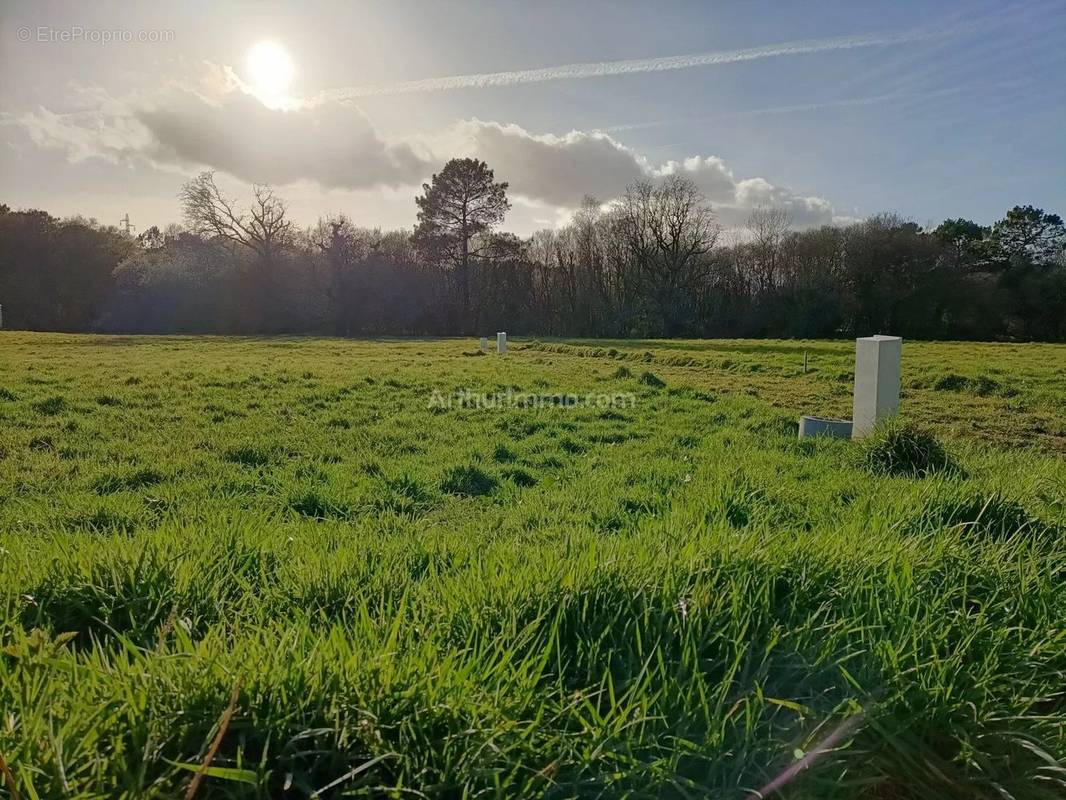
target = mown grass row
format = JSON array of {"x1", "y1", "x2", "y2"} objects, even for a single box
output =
[{"x1": 522, "y1": 337, "x2": 1066, "y2": 452}]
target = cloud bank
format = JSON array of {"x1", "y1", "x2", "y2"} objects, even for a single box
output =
[
  {"x1": 437, "y1": 122, "x2": 835, "y2": 227},
  {"x1": 10, "y1": 70, "x2": 839, "y2": 230}
]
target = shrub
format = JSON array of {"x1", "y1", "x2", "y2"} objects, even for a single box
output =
[{"x1": 861, "y1": 418, "x2": 956, "y2": 477}]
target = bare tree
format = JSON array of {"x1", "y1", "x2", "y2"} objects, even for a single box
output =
[
  {"x1": 179, "y1": 171, "x2": 293, "y2": 264},
  {"x1": 621, "y1": 175, "x2": 720, "y2": 292},
  {"x1": 746, "y1": 206, "x2": 792, "y2": 295},
  {"x1": 612, "y1": 175, "x2": 720, "y2": 334}
]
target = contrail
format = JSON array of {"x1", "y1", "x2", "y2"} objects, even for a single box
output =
[
  {"x1": 714, "y1": 83, "x2": 990, "y2": 118},
  {"x1": 598, "y1": 80, "x2": 1023, "y2": 135},
  {"x1": 313, "y1": 27, "x2": 957, "y2": 103}
]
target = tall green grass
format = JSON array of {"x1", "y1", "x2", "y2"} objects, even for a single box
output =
[{"x1": 0, "y1": 333, "x2": 1064, "y2": 798}]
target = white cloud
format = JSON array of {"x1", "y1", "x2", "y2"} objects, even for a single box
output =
[
  {"x1": 428, "y1": 120, "x2": 649, "y2": 206},
  {"x1": 135, "y1": 90, "x2": 427, "y2": 189},
  {"x1": 433, "y1": 122, "x2": 835, "y2": 228},
  {"x1": 730, "y1": 177, "x2": 835, "y2": 227},
  {"x1": 654, "y1": 157, "x2": 738, "y2": 204},
  {"x1": 9, "y1": 72, "x2": 839, "y2": 231}
]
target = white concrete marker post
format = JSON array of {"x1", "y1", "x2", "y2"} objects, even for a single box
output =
[
  {"x1": 851, "y1": 335, "x2": 902, "y2": 438},
  {"x1": 497, "y1": 332, "x2": 508, "y2": 355},
  {"x1": 799, "y1": 415, "x2": 852, "y2": 439},
  {"x1": 479, "y1": 337, "x2": 488, "y2": 352}
]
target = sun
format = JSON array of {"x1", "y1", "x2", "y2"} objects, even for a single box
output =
[{"x1": 246, "y1": 41, "x2": 294, "y2": 105}]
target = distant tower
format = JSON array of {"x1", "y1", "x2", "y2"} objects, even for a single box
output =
[{"x1": 120, "y1": 213, "x2": 136, "y2": 237}]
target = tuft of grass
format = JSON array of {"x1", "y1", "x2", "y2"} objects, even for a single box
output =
[
  {"x1": 638, "y1": 371, "x2": 665, "y2": 388},
  {"x1": 93, "y1": 468, "x2": 166, "y2": 494},
  {"x1": 372, "y1": 475, "x2": 436, "y2": 515},
  {"x1": 288, "y1": 489, "x2": 350, "y2": 519},
  {"x1": 860, "y1": 418, "x2": 956, "y2": 477},
  {"x1": 503, "y1": 467, "x2": 538, "y2": 487},
  {"x1": 558, "y1": 437, "x2": 586, "y2": 454},
  {"x1": 33, "y1": 395, "x2": 67, "y2": 415},
  {"x1": 224, "y1": 445, "x2": 274, "y2": 468},
  {"x1": 493, "y1": 444, "x2": 517, "y2": 463},
  {"x1": 66, "y1": 506, "x2": 141, "y2": 535},
  {"x1": 917, "y1": 486, "x2": 1051, "y2": 539},
  {"x1": 932, "y1": 373, "x2": 968, "y2": 391},
  {"x1": 440, "y1": 465, "x2": 498, "y2": 497},
  {"x1": 933, "y1": 373, "x2": 1001, "y2": 396}
]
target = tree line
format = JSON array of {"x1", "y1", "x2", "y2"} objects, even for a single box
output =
[{"x1": 2, "y1": 158, "x2": 1064, "y2": 340}]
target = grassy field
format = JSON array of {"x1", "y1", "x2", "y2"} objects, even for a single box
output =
[{"x1": 0, "y1": 332, "x2": 1064, "y2": 799}]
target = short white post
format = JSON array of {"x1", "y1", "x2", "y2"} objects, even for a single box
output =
[
  {"x1": 852, "y1": 335, "x2": 902, "y2": 438},
  {"x1": 479, "y1": 337, "x2": 488, "y2": 352},
  {"x1": 497, "y1": 332, "x2": 507, "y2": 355}
]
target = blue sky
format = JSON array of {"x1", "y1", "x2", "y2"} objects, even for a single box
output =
[{"x1": 1, "y1": 0, "x2": 1063, "y2": 233}]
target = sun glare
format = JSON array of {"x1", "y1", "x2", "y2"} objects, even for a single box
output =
[{"x1": 246, "y1": 41, "x2": 294, "y2": 105}]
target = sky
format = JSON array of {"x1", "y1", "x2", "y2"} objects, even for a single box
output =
[{"x1": 1, "y1": 0, "x2": 1064, "y2": 236}]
